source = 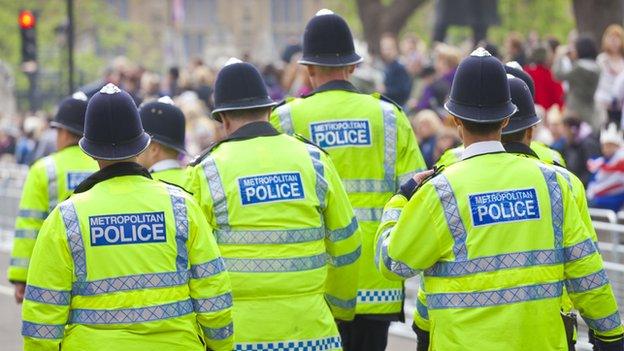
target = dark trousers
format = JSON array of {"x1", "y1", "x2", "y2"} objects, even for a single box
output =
[{"x1": 339, "y1": 317, "x2": 391, "y2": 351}]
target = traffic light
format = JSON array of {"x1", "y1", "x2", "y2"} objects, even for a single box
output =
[{"x1": 19, "y1": 10, "x2": 37, "y2": 64}]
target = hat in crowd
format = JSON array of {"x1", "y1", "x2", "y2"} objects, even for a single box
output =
[
  {"x1": 139, "y1": 96, "x2": 187, "y2": 154},
  {"x1": 299, "y1": 9, "x2": 363, "y2": 67},
  {"x1": 504, "y1": 61, "x2": 535, "y2": 98},
  {"x1": 80, "y1": 83, "x2": 151, "y2": 160},
  {"x1": 50, "y1": 91, "x2": 89, "y2": 136},
  {"x1": 502, "y1": 76, "x2": 541, "y2": 135},
  {"x1": 211, "y1": 58, "x2": 276, "y2": 121},
  {"x1": 601, "y1": 123, "x2": 624, "y2": 145},
  {"x1": 444, "y1": 47, "x2": 517, "y2": 123}
]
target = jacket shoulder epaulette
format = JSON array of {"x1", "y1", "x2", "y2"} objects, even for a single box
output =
[
  {"x1": 293, "y1": 133, "x2": 329, "y2": 155},
  {"x1": 272, "y1": 96, "x2": 299, "y2": 110},
  {"x1": 371, "y1": 92, "x2": 404, "y2": 112},
  {"x1": 188, "y1": 141, "x2": 221, "y2": 166},
  {"x1": 158, "y1": 179, "x2": 193, "y2": 196}
]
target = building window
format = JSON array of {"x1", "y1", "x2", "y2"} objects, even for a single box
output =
[
  {"x1": 271, "y1": 0, "x2": 303, "y2": 24},
  {"x1": 184, "y1": 0, "x2": 217, "y2": 27}
]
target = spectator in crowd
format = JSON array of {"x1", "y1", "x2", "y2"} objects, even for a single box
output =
[
  {"x1": 14, "y1": 116, "x2": 40, "y2": 165},
  {"x1": 263, "y1": 64, "x2": 286, "y2": 101},
  {"x1": 380, "y1": 34, "x2": 413, "y2": 106},
  {"x1": 139, "y1": 71, "x2": 162, "y2": 102},
  {"x1": 546, "y1": 105, "x2": 567, "y2": 153},
  {"x1": 554, "y1": 35, "x2": 602, "y2": 130},
  {"x1": 0, "y1": 129, "x2": 16, "y2": 158},
  {"x1": 193, "y1": 66, "x2": 215, "y2": 110},
  {"x1": 412, "y1": 109, "x2": 443, "y2": 168},
  {"x1": 433, "y1": 126, "x2": 461, "y2": 165},
  {"x1": 587, "y1": 123, "x2": 624, "y2": 211},
  {"x1": 596, "y1": 24, "x2": 624, "y2": 126},
  {"x1": 415, "y1": 44, "x2": 460, "y2": 115},
  {"x1": 164, "y1": 66, "x2": 180, "y2": 97},
  {"x1": 281, "y1": 51, "x2": 312, "y2": 97},
  {"x1": 524, "y1": 46, "x2": 564, "y2": 110},
  {"x1": 505, "y1": 32, "x2": 527, "y2": 66},
  {"x1": 400, "y1": 33, "x2": 427, "y2": 77},
  {"x1": 562, "y1": 117, "x2": 601, "y2": 185}
]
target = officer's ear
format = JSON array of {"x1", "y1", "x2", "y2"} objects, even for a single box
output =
[
  {"x1": 306, "y1": 65, "x2": 317, "y2": 77},
  {"x1": 346, "y1": 65, "x2": 356, "y2": 74},
  {"x1": 501, "y1": 117, "x2": 510, "y2": 129}
]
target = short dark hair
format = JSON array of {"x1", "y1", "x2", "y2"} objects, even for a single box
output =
[
  {"x1": 460, "y1": 119, "x2": 506, "y2": 136},
  {"x1": 220, "y1": 106, "x2": 272, "y2": 120},
  {"x1": 575, "y1": 35, "x2": 598, "y2": 60},
  {"x1": 501, "y1": 129, "x2": 527, "y2": 143}
]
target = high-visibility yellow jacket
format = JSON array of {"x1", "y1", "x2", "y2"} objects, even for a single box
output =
[
  {"x1": 270, "y1": 81, "x2": 426, "y2": 317},
  {"x1": 415, "y1": 142, "x2": 598, "y2": 333},
  {"x1": 21, "y1": 164, "x2": 233, "y2": 351},
  {"x1": 436, "y1": 142, "x2": 566, "y2": 168},
  {"x1": 188, "y1": 122, "x2": 360, "y2": 350},
  {"x1": 9, "y1": 145, "x2": 98, "y2": 283},
  {"x1": 149, "y1": 159, "x2": 191, "y2": 190},
  {"x1": 376, "y1": 147, "x2": 622, "y2": 351}
]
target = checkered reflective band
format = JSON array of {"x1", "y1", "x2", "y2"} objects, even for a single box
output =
[
  {"x1": 235, "y1": 336, "x2": 342, "y2": 351},
  {"x1": 357, "y1": 289, "x2": 403, "y2": 304}
]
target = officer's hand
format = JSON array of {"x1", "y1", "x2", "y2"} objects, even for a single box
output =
[
  {"x1": 399, "y1": 170, "x2": 434, "y2": 200},
  {"x1": 14, "y1": 283, "x2": 26, "y2": 304}
]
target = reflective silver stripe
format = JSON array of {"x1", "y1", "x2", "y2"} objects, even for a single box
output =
[
  {"x1": 72, "y1": 271, "x2": 190, "y2": 296},
  {"x1": 14, "y1": 229, "x2": 38, "y2": 239},
  {"x1": 69, "y1": 299, "x2": 193, "y2": 324},
  {"x1": 191, "y1": 258, "x2": 226, "y2": 279},
  {"x1": 380, "y1": 208, "x2": 401, "y2": 223},
  {"x1": 276, "y1": 104, "x2": 294, "y2": 135},
  {"x1": 22, "y1": 321, "x2": 65, "y2": 339},
  {"x1": 328, "y1": 246, "x2": 361, "y2": 267},
  {"x1": 427, "y1": 281, "x2": 564, "y2": 309},
  {"x1": 426, "y1": 239, "x2": 597, "y2": 277},
  {"x1": 357, "y1": 289, "x2": 404, "y2": 304},
  {"x1": 342, "y1": 179, "x2": 394, "y2": 193},
  {"x1": 191, "y1": 292, "x2": 232, "y2": 313},
  {"x1": 24, "y1": 285, "x2": 71, "y2": 305},
  {"x1": 375, "y1": 228, "x2": 419, "y2": 278},
  {"x1": 327, "y1": 217, "x2": 358, "y2": 242},
  {"x1": 353, "y1": 207, "x2": 382, "y2": 222},
  {"x1": 307, "y1": 145, "x2": 328, "y2": 209},
  {"x1": 236, "y1": 336, "x2": 342, "y2": 351},
  {"x1": 583, "y1": 311, "x2": 622, "y2": 332},
  {"x1": 216, "y1": 227, "x2": 325, "y2": 244},
  {"x1": 9, "y1": 257, "x2": 29, "y2": 267},
  {"x1": 223, "y1": 253, "x2": 327, "y2": 272},
  {"x1": 325, "y1": 293, "x2": 357, "y2": 309},
  {"x1": 538, "y1": 164, "x2": 564, "y2": 249},
  {"x1": 166, "y1": 185, "x2": 189, "y2": 271},
  {"x1": 44, "y1": 157, "x2": 57, "y2": 212},
  {"x1": 59, "y1": 202, "x2": 86, "y2": 281},
  {"x1": 430, "y1": 174, "x2": 468, "y2": 260},
  {"x1": 555, "y1": 167, "x2": 573, "y2": 191},
  {"x1": 381, "y1": 101, "x2": 397, "y2": 189},
  {"x1": 202, "y1": 156, "x2": 230, "y2": 228},
  {"x1": 204, "y1": 322, "x2": 233, "y2": 340},
  {"x1": 416, "y1": 297, "x2": 429, "y2": 319},
  {"x1": 18, "y1": 209, "x2": 48, "y2": 220},
  {"x1": 566, "y1": 270, "x2": 610, "y2": 293}
]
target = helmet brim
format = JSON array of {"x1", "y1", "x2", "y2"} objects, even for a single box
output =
[
  {"x1": 444, "y1": 100, "x2": 518, "y2": 123},
  {"x1": 79, "y1": 132, "x2": 151, "y2": 160}
]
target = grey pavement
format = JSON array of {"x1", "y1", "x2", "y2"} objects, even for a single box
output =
[{"x1": 0, "y1": 252, "x2": 415, "y2": 351}]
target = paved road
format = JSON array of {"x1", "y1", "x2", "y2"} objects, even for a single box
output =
[{"x1": 0, "y1": 252, "x2": 415, "y2": 351}]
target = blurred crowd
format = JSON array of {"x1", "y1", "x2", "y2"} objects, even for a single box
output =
[{"x1": 6, "y1": 25, "x2": 624, "y2": 211}]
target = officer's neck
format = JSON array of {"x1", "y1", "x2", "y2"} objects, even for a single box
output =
[
  {"x1": 97, "y1": 157, "x2": 139, "y2": 170},
  {"x1": 224, "y1": 117, "x2": 267, "y2": 136},
  {"x1": 462, "y1": 133, "x2": 503, "y2": 148},
  {"x1": 308, "y1": 67, "x2": 352, "y2": 89}
]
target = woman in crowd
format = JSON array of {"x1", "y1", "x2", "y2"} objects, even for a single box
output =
[{"x1": 596, "y1": 25, "x2": 624, "y2": 127}]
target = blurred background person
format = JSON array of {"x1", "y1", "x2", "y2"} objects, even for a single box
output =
[
  {"x1": 380, "y1": 34, "x2": 412, "y2": 107},
  {"x1": 562, "y1": 116, "x2": 601, "y2": 185},
  {"x1": 505, "y1": 32, "x2": 527, "y2": 66},
  {"x1": 596, "y1": 25, "x2": 624, "y2": 127},
  {"x1": 524, "y1": 46, "x2": 564, "y2": 110},
  {"x1": 412, "y1": 109, "x2": 443, "y2": 168},
  {"x1": 587, "y1": 123, "x2": 624, "y2": 211}
]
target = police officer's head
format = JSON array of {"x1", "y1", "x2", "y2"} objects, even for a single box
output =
[
  {"x1": 445, "y1": 48, "x2": 517, "y2": 142},
  {"x1": 300, "y1": 9, "x2": 362, "y2": 88},
  {"x1": 212, "y1": 58, "x2": 276, "y2": 135},
  {"x1": 137, "y1": 96, "x2": 186, "y2": 169},
  {"x1": 51, "y1": 92, "x2": 89, "y2": 150},
  {"x1": 80, "y1": 83, "x2": 151, "y2": 167},
  {"x1": 501, "y1": 76, "x2": 541, "y2": 146}
]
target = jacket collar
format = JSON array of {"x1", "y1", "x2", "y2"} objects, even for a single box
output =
[
  {"x1": 503, "y1": 141, "x2": 540, "y2": 159},
  {"x1": 461, "y1": 141, "x2": 506, "y2": 160},
  {"x1": 149, "y1": 159, "x2": 181, "y2": 173},
  {"x1": 312, "y1": 80, "x2": 359, "y2": 95},
  {"x1": 227, "y1": 121, "x2": 280, "y2": 140},
  {"x1": 74, "y1": 162, "x2": 152, "y2": 194}
]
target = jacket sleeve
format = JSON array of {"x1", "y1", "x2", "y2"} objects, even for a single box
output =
[
  {"x1": 9, "y1": 161, "x2": 49, "y2": 283},
  {"x1": 374, "y1": 182, "x2": 454, "y2": 280},
  {"x1": 21, "y1": 208, "x2": 72, "y2": 351},
  {"x1": 188, "y1": 164, "x2": 216, "y2": 226},
  {"x1": 185, "y1": 195, "x2": 234, "y2": 351},
  {"x1": 321, "y1": 154, "x2": 361, "y2": 321},
  {"x1": 395, "y1": 107, "x2": 428, "y2": 188},
  {"x1": 568, "y1": 170, "x2": 598, "y2": 242},
  {"x1": 269, "y1": 106, "x2": 285, "y2": 133},
  {"x1": 559, "y1": 174, "x2": 624, "y2": 341}
]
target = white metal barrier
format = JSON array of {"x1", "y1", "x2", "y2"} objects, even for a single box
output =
[{"x1": 0, "y1": 162, "x2": 622, "y2": 350}]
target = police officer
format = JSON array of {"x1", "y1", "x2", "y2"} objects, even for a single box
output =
[
  {"x1": 435, "y1": 62, "x2": 566, "y2": 168},
  {"x1": 8, "y1": 92, "x2": 98, "y2": 304},
  {"x1": 375, "y1": 48, "x2": 624, "y2": 350},
  {"x1": 269, "y1": 11, "x2": 426, "y2": 350},
  {"x1": 188, "y1": 59, "x2": 360, "y2": 350},
  {"x1": 21, "y1": 84, "x2": 233, "y2": 351},
  {"x1": 137, "y1": 96, "x2": 189, "y2": 188}
]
